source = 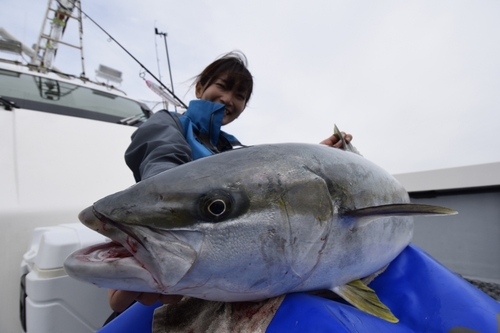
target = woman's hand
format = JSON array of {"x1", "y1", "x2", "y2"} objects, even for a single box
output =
[
  {"x1": 320, "y1": 132, "x2": 353, "y2": 149},
  {"x1": 108, "y1": 289, "x2": 183, "y2": 313}
]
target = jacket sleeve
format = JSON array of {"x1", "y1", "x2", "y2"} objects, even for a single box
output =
[{"x1": 125, "y1": 110, "x2": 192, "y2": 182}]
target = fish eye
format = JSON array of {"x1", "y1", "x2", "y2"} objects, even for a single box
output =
[
  {"x1": 208, "y1": 199, "x2": 226, "y2": 216},
  {"x1": 198, "y1": 190, "x2": 233, "y2": 222}
]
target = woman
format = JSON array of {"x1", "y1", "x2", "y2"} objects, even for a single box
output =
[{"x1": 108, "y1": 51, "x2": 352, "y2": 315}]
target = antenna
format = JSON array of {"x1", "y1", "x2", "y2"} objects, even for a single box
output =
[
  {"x1": 153, "y1": 23, "x2": 166, "y2": 109},
  {"x1": 155, "y1": 28, "x2": 176, "y2": 110},
  {"x1": 153, "y1": 24, "x2": 162, "y2": 83}
]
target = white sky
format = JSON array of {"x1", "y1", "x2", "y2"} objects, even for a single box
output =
[{"x1": 2, "y1": 0, "x2": 499, "y2": 174}]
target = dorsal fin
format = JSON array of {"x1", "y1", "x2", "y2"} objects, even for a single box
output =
[
  {"x1": 334, "y1": 124, "x2": 361, "y2": 155},
  {"x1": 342, "y1": 203, "x2": 457, "y2": 228}
]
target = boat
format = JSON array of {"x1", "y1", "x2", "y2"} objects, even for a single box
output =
[{"x1": 0, "y1": 1, "x2": 162, "y2": 332}]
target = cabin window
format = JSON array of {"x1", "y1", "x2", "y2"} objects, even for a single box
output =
[{"x1": 0, "y1": 68, "x2": 150, "y2": 125}]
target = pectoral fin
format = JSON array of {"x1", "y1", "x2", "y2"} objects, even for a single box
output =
[
  {"x1": 342, "y1": 203, "x2": 457, "y2": 228},
  {"x1": 333, "y1": 279, "x2": 399, "y2": 323}
]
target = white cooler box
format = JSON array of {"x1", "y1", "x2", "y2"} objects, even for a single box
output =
[{"x1": 20, "y1": 223, "x2": 113, "y2": 333}]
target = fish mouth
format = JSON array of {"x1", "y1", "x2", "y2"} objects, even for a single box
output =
[
  {"x1": 64, "y1": 205, "x2": 201, "y2": 293},
  {"x1": 70, "y1": 241, "x2": 139, "y2": 268},
  {"x1": 91, "y1": 206, "x2": 146, "y2": 248},
  {"x1": 78, "y1": 240, "x2": 134, "y2": 260}
]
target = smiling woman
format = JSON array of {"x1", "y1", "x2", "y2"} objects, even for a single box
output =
[
  {"x1": 193, "y1": 52, "x2": 253, "y2": 125},
  {"x1": 124, "y1": 51, "x2": 253, "y2": 183},
  {"x1": 195, "y1": 75, "x2": 247, "y2": 125}
]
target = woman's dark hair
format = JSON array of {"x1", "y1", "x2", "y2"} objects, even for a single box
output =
[{"x1": 195, "y1": 51, "x2": 253, "y2": 103}]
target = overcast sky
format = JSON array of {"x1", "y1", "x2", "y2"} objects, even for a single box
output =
[{"x1": 2, "y1": 0, "x2": 499, "y2": 174}]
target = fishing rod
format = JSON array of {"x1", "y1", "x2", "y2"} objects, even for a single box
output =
[{"x1": 75, "y1": 4, "x2": 188, "y2": 109}]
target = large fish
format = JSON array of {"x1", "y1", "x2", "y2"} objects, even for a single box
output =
[{"x1": 64, "y1": 142, "x2": 456, "y2": 323}]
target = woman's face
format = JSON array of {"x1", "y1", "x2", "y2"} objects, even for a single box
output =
[{"x1": 196, "y1": 75, "x2": 247, "y2": 125}]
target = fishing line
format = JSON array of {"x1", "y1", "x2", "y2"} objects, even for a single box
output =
[{"x1": 75, "y1": 4, "x2": 188, "y2": 109}]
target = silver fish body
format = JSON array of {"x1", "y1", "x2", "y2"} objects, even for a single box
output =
[{"x1": 65, "y1": 143, "x2": 454, "y2": 314}]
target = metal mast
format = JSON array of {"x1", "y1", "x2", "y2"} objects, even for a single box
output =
[
  {"x1": 33, "y1": 0, "x2": 85, "y2": 76},
  {"x1": 155, "y1": 28, "x2": 176, "y2": 110}
]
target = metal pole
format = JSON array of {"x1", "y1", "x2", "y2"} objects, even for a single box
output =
[
  {"x1": 163, "y1": 34, "x2": 174, "y2": 96},
  {"x1": 156, "y1": 29, "x2": 175, "y2": 111},
  {"x1": 153, "y1": 27, "x2": 162, "y2": 82},
  {"x1": 75, "y1": 0, "x2": 86, "y2": 78},
  {"x1": 164, "y1": 34, "x2": 173, "y2": 111},
  {"x1": 154, "y1": 26, "x2": 166, "y2": 109}
]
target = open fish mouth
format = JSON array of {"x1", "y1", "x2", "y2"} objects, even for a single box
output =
[
  {"x1": 75, "y1": 241, "x2": 134, "y2": 263},
  {"x1": 64, "y1": 206, "x2": 201, "y2": 293}
]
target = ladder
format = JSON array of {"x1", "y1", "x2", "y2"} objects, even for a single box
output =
[{"x1": 32, "y1": 0, "x2": 85, "y2": 77}]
